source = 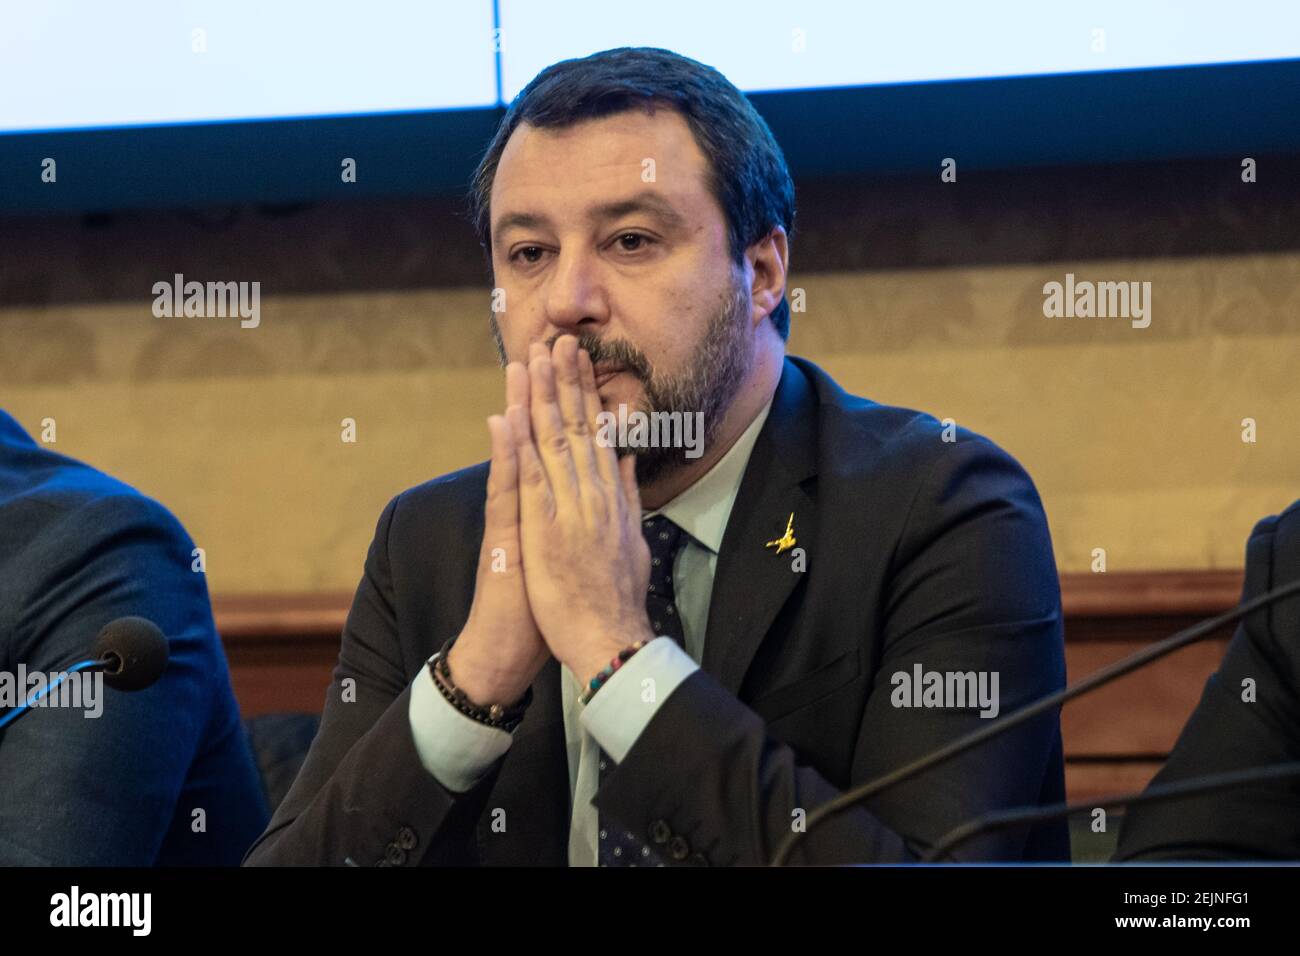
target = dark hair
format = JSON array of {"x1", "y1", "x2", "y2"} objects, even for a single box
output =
[{"x1": 467, "y1": 46, "x2": 796, "y2": 339}]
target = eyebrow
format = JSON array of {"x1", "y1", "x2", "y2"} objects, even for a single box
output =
[{"x1": 492, "y1": 191, "x2": 689, "y2": 245}]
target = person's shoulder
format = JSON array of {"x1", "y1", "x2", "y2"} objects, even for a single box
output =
[
  {"x1": 791, "y1": 355, "x2": 1030, "y2": 483},
  {"x1": 0, "y1": 449, "x2": 212, "y2": 667},
  {"x1": 388, "y1": 459, "x2": 489, "y2": 518},
  {"x1": 1238, "y1": 499, "x2": 1300, "y2": 600},
  {"x1": 1245, "y1": 498, "x2": 1300, "y2": 546},
  {"x1": 371, "y1": 460, "x2": 491, "y2": 551},
  {"x1": 3, "y1": 443, "x2": 193, "y2": 556},
  {"x1": 1240, "y1": 498, "x2": 1300, "y2": 617}
]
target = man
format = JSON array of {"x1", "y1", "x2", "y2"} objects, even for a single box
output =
[
  {"x1": 0, "y1": 410, "x2": 268, "y2": 864},
  {"x1": 246, "y1": 46, "x2": 1067, "y2": 866},
  {"x1": 1115, "y1": 500, "x2": 1300, "y2": 861}
]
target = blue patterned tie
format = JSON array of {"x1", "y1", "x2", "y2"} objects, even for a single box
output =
[{"x1": 597, "y1": 514, "x2": 687, "y2": 866}]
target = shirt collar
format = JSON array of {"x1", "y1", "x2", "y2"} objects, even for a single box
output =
[{"x1": 643, "y1": 394, "x2": 775, "y2": 556}]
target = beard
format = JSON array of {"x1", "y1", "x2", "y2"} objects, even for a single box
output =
[{"x1": 489, "y1": 269, "x2": 754, "y2": 487}]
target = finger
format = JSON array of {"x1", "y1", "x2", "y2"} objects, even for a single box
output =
[
  {"x1": 552, "y1": 337, "x2": 605, "y2": 513},
  {"x1": 483, "y1": 414, "x2": 521, "y2": 565},
  {"x1": 528, "y1": 352, "x2": 582, "y2": 510},
  {"x1": 528, "y1": 339, "x2": 548, "y2": 377},
  {"x1": 506, "y1": 360, "x2": 530, "y2": 413},
  {"x1": 578, "y1": 347, "x2": 619, "y2": 487},
  {"x1": 507, "y1": 402, "x2": 555, "y2": 523}
]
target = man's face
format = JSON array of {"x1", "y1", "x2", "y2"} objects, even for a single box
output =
[{"x1": 487, "y1": 107, "x2": 756, "y2": 483}]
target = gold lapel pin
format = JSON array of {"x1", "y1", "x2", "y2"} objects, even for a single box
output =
[{"x1": 765, "y1": 512, "x2": 797, "y2": 556}]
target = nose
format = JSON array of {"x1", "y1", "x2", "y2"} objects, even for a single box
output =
[{"x1": 543, "y1": 246, "x2": 610, "y2": 337}]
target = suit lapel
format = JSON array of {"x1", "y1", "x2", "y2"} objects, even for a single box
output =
[{"x1": 702, "y1": 358, "x2": 819, "y2": 697}]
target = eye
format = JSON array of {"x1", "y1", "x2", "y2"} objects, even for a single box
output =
[
  {"x1": 613, "y1": 232, "x2": 655, "y2": 253},
  {"x1": 510, "y1": 245, "x2": 546, "y2": 265}
]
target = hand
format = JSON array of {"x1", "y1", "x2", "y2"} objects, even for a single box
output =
[
  {"x1": 448, "y1": 361, "x2": 552, "y2": 706},
  {"x1": 507, "y1": 336, "x2": 655, "y2": 685}
]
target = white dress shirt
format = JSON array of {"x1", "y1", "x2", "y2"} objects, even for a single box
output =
[{"x1": 408, "y1": 394, "x2": 774, "y2": 865}]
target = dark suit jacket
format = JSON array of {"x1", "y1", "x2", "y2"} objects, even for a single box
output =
[
  {"x1": 1116, "y1": 499, "x2": 1300, "y2": 861},
  {"x1": 245, "y1": 355, "x2": 1068, "y2": 866},
  {"x1": 0, "y1": 411, "x2": 269, "y2": 865}
]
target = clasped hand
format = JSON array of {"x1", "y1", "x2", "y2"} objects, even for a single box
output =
[{"x1": 450, "y1": 334, "x2": 655, "y2": 705}]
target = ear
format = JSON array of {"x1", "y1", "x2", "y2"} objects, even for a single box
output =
[{"x1": 746, "y1": 226, "x2": 789, "y2": 328}]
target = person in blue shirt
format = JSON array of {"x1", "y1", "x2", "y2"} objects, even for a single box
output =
[{"x1": 0, "y1": 409, "x2": 268, "y2": 865}]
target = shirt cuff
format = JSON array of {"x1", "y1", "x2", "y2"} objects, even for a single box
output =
[
  {"x1": 579, "y1": 637, "x2": 699, "y2": 763},
  {"x1": 408, "y1": 659, "x2": 514, "y2": 793}
]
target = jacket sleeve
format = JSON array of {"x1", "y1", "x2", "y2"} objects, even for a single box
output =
[
  {"x1": 243, "y1": 493, "x2": 506, "y2": 866},
  {"x1": 590, "y1": 435, "x2": 1068, "y2": 865},
  {"x1": 1115, "y1": 505, "x2": 1300, "y2": 861}
]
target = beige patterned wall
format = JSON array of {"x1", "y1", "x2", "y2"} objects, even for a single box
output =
[{"x1": 2, "y1": 169, "x2": 1297, "y2": 594}]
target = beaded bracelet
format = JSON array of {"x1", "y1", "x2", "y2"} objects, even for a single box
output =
[
  {"x1": 579, "y1": 639, "x2": 650, "y2": 705},
  {"x1": 429, "y1": 636, "x2": 532, "y2": 732}
]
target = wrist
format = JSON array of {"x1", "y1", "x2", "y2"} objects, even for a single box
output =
[
  {"x1": 432, "y1": 639, "x2": 531, "y2": 731},
  {"x1": 577, "y1": 638, "x2": 654, "y2": 706},
  {"x1": 574, "y1": 623, "x2": 655, "y2": 703},
  {"x1": 447, "y1": 640, "x2": 533, "y2": 704}
]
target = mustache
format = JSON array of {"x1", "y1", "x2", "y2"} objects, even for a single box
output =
[{"x1": 544, "y1": 332, "x2": 652, "y2": 383}]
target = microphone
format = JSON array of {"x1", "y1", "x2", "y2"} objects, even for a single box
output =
[
  {"x1": 92, "y1": 616, "x2": 169, "y2": 691},
  {"x1": 922, "y1": 761, "x2": 1300, "y2": 862},
  {"x1": 769, "y1": 577, "x2": 1300, "y2": 866},
  {"x1": 0, "y1": 616, "x2": 169, "y2": 729}
]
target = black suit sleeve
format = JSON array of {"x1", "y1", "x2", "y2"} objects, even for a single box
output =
[
  {"x1": 243, "y1": 494, "x2": 503, "y2": 866},
  {"x1": 1115, "y1": 505, "x2": 1300, "y2": 861},
  {"x1": 593, "y1": 435, "x2": 1067, "y2": 864}
]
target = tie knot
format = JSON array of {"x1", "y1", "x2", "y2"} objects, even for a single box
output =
[{"x1": 641, "y1": 514, "x2": 686, "y2": 565}]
